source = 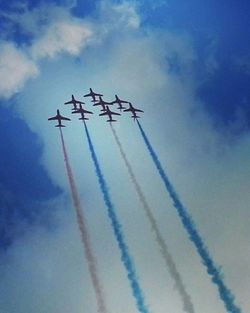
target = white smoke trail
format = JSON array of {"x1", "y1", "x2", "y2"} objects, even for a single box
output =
[{"x1": 110, "y1": 123, "x2": 195, "y2": 313}]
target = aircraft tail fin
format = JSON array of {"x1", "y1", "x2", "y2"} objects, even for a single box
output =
[{"x1": 133, "y1": 116, "x2": 140, "y2": 121}]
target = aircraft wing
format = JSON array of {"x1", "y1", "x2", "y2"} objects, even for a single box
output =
[
  {"x1": 111, "y1": 112, "x2": 120, "y2": 116},
  {"x1": 64, "y1": 100, "x2": 73, "y2": 104},
  {"x1": 60, "y1": 116, "x2": 71, "y2": 121},
  {"x1": 72, "y1": 109, "x2": 80, "y2": 114},
  {"x1": 48, "y1": 116, "x2": 58, "y2": 120},
  {"x1": 123, "y1": 108, "x2": 131, "y2": 112},
  {"x1": 99, "y1": 112, "x2": 108, "y2": 116},
  {"x1": 73, "y1": 109, "x2": 93, "y2": 114}
]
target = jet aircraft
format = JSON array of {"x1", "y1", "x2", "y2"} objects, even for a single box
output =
[
  {"x1": 123, "y1": 102, "x2": 144, "y2": 120},
  {"x1": 111, "y1": 95, "x2": 129, "y2": 111},
  {"x1": 71, "y1": 104, "x2": 93, "y2": 120},
  {"x1": 84, "y1": 88, "x2": 103, "y2": 102},
  {"x1": 65, "y1": 95, "x2": 85, "y2": 110},
  {"x1": 99, "y1": 106, "x2": 120, "y2": 122},
  {"x1": 48, "y1": 110, "x2": 71, "y2": 127},
  {"x1": 93, "y1": 96, "x2": 113, "y2": 111}
]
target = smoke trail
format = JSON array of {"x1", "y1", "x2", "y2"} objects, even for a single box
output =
[
  {"x1": 59, "y1": 128, "x2": 108, "y2": 313},
  {"x1": 110, "y1": 123, "x2": 195, "y2": 313},
  {"x1": 136, "y1": 120, "x2": 241, "y2": 313},
  {"x1": 83, "y1": 122, "x2": 150, "y2": 313}
]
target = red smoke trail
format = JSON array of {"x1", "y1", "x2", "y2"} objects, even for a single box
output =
[
  {"x1": 59, "y1": 128, "x2": 108, "y2": 313},
  {"x1": 110, "y1": 124, "x2": 195, "y2": 313}
]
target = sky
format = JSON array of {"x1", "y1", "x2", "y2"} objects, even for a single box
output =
[{"x1": 0, "y1": 1, "x2": 250, "y2": 313}]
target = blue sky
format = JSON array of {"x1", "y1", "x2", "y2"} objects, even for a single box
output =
[
  {"x1": 139, "y1": 0, "x2": 250, "y2": 130},
  {"x1": 0, "y1": 105, "x2": 60, "y2": 249},
  {"x1": 0, "y1": 1, "x2": 250, "y2": 313}
]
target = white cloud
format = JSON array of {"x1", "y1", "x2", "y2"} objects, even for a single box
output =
[
  {"x1": 0, "y1": 1, "x2": 141, "y2": 98},
  {"x1": 0, "y1": 1, "x2": 249, "y2": 313},
  {"x1": 0, "y1": 2, "x2": 78, "y2": 37},
  {"x1": 31, "y1": 20, "x2": 93, "y2": 59},
  {"x1": 9, "y1": 24, "x2": 249, "y2": 312},
  {"x1": 0, "y1": 4, "x2": 94, "y2": 98},
  {"x1": 0, "y1": 42, "x2": 38, "y2": 98},
  {"x1": 112, "y1": 2, "x2": 140, "y2": 29},
  {"x1": 93, "y1": 0, "x2": 140, "y2": 38}
]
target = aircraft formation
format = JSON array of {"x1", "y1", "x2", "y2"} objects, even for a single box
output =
[
  {"x1": 48, "y1": 88, "x2": 242, "y2": 313},
  {"x1": 48, "y1": 88, "x2": 144, "y2": 127}
]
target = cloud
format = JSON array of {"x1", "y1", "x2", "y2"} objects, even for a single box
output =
[
  {"x1": 0, "y1": 3, "x2": 94, "y2": 98},
  {"x1": 0, "y1": 42, "x2": 38, "y2": 98},
  {"x1": 95, "y1": 1, "x2": 140, "y2": 36},
  {"x1": 109, "y1": 1, "x2": 140, "y2": 29},
  {"x1": 31, "y1": 20, "x2": 93, "y2": 59},
  {"x1": 0, "y1": 2, "x2": 78, "y2": 38},
  {"x1": 0, "y1": 1, "x2": 141, "y2": 98},
  {"x1": 29, "y1": 1, "x2": 140, "y2": 60},
  {"x1": 0, "y1": 1, "x2": 249, "y2": 313},
  {"x1": 10, "y1": 16, "x2": 249, "y2": 308}
]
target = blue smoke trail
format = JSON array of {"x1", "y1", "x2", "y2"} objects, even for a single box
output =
[
  {"x1": 83, "y1": 122, "x2": 150, "y2": 313},
  {"x1": 137, "y1": 120, "x2": 241, "y2": 313}
]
